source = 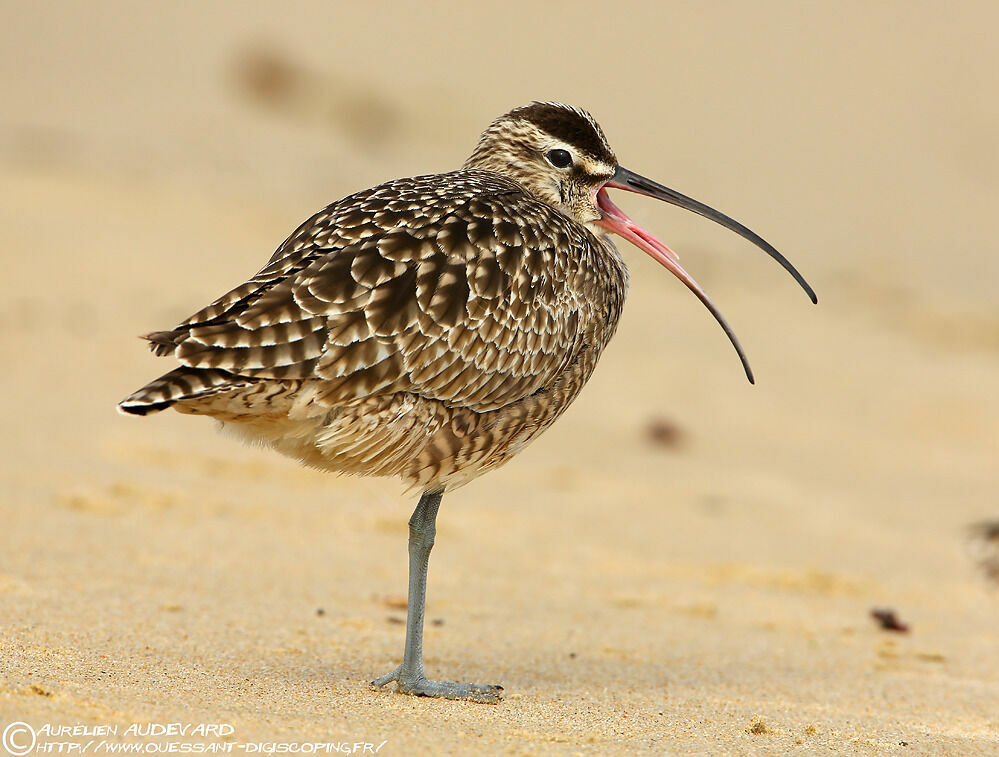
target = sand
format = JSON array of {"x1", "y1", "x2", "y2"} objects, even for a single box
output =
[{"x1": 2, "y1": 2, "x2": 998, "y2": 755}]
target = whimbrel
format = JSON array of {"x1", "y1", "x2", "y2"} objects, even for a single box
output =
[{"x1": 120, "y1": 102, "x2": 815, "y2": 703}]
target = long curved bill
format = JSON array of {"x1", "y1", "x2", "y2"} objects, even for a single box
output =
[{"x1": 596, "y1": 165, "x2": 817, "y2": 384}]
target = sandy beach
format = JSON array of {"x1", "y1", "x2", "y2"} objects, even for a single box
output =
[{"x1": 2, "y1": 3, "x2": 998, "y2": 755}]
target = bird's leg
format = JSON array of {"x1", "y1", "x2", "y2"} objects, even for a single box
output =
[{"x1": 370, "y1": 490, "x2": 503, "y2": 704}]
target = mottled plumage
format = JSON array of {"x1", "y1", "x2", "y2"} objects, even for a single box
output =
[
  {"x1": 122, "y1": 168, "x2": 626, "y2": 490},
  {"x1": 120, "y1": 102, "x2": 813, "y2": 702}
]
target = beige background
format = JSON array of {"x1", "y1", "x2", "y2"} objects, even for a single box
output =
[{"x1": 2, "y1": 2, "x2": 997, "y2": 755}]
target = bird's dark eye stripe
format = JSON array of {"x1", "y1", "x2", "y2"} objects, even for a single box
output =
[{"x1": 546, "y1": 149, "x2": 572, "y2": 168}]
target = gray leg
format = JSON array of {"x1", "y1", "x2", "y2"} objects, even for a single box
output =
[{"x1": 370, "y1": 490, "x2": 503, "y2": 703}]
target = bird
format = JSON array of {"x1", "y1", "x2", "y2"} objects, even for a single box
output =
[{"x1": 119, "y1": 101, "x2": 815, "y2": 704}]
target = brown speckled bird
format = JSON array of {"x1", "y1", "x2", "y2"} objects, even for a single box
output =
[{"x1": 119, "y1": 102, "x2": 815, "y2": 703}]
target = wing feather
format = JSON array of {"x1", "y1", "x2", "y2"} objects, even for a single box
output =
[{"x1": 153, "y1": 171, "x2": 598, "y2": 412}]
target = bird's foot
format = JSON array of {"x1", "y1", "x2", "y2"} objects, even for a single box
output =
[{"x1": 370, "y1": 665, "x2": 503, "y2": 704}]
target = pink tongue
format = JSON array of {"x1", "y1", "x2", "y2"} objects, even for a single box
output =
[{"x1": 596, "y1": 189, "x2": 679, "y2": 263}]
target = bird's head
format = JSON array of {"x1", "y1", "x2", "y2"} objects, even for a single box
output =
[
  {"x1": 464, "y1": 101, "x2": 618, "y2": 227},
  {"x1": 465, "y1": 101, "x2": 817, "y2": 383}
]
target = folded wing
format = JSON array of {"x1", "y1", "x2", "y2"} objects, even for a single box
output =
[{"x1": 141, "y1": 172, "x2": 593, "y2": 413}]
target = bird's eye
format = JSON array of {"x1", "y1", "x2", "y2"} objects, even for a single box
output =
[{"x1": 546, "y1": 149, "x2": 573, "y2": 169}]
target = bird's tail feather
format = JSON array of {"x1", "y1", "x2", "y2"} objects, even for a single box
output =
[{"x1": 118, "y1": 367, "x2": 251, "y2": 416}]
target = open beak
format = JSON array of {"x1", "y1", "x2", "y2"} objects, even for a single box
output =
[{"x1": 596, "y1": 164, "x2": 816, "y2": 384}]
